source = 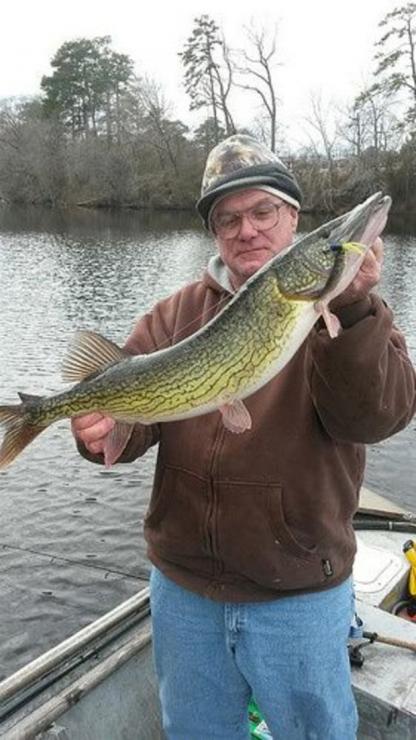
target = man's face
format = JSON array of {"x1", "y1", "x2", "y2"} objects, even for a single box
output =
[{"x1": 212, "y1": 189, "x2": 299, "y2": 290}]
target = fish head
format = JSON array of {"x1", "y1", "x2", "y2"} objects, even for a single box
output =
[
  {"x1": 330, "y1": 191, "x2": 391, "y2": 248},
  {"x1": 275, "y1": 192, "x2": 391, "y2": 301},
  {"x1": 320, "y1": 191, "x2": 392, "y2": 301}
]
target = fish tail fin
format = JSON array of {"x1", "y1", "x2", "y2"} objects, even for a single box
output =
[{"x1": 0, "y1": 403, "x2": 45, "y2": 469}]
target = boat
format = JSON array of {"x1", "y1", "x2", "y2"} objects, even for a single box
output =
[{"x1": 1, "y1": 486, "x2": 416, "y2": 739}]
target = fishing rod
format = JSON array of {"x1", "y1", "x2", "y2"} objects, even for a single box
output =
[{"x1": 0, "y1": 541, "x2": 149, "y2": 582}]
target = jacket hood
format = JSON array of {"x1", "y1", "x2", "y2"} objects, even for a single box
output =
[{"x1": 202, "y1": 255, "x2": 235, "y2": 295}]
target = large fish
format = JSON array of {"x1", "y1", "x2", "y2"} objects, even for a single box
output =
[{"x1": 0, "y1": 192, "x2": 391, "y2": 469}]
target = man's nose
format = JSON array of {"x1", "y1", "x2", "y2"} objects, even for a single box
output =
[{"x1": 237, "y1": 214, "x2": 258, "y2": 239}]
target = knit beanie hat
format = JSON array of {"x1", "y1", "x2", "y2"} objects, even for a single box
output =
[{"x1": 196, "y1": 134, "x2": 303, "y2": 230}]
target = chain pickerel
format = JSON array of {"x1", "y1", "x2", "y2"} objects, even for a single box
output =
[{"x1": 0, "y1": 192, "x2": 391, "y2": 469}]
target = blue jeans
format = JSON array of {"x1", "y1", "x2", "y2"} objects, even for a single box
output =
[{"x1": 150, "y1": 568, "x2": 358, "y2": 740}]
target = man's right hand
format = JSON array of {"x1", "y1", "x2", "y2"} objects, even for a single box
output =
[{"x1": 71, "y1": 413, "x2": 115, "y2": 456}]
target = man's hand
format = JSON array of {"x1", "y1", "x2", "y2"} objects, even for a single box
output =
[
  {"x1": 71, "y1": 413, "x2": 115, "y2": 455},
  {"x1": 330, "y1": 237, "x2": 384, "y2": 311}
]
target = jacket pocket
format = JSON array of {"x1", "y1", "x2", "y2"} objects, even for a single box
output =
[
  {"x1": 215, "y1": 480, "x2": 324, "y2": 591},
  {"x1": 144, "y1": 464, "x2": 211, "y2": 570},
  {"x1": 266, "y1": 486, "x2": 318, "y2": 560}
]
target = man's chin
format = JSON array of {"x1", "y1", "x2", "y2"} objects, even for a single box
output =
[
  {"x1": 231, "y1": 265, "x2": 263, "y2": 288},
  {"x1": 237, "y1": 255, "x2": 269, "y2": 277}
]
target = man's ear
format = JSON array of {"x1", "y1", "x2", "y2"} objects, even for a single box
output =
[{"x1": 290, "y1": 206, "x2": 299, "y2": 233}]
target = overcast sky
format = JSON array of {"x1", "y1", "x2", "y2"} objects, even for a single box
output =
[{"x1": 1, "y1": 0, "x2": 403, "y2": 146}]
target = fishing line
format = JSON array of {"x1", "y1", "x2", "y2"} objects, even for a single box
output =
[
  {"x1": 136, "y1": 289, "x2": 234, "y2": 354},
  {"x1": 0, "y1": 541, "x2": 149, "y2": 581},
  {"x1": 61, "y1": 287, "x2": 234, "y2": 366},
  {"x1": 124, "y1": 241, "x2": 366, "y2": 355}
]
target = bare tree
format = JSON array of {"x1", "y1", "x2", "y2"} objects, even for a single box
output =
[
  {"x1": 135, "y1": 78, "x2": 188, "y2": 176},
  {"x1": 303, "y1": 93, "x2": 340, "y2": 210},
  {"x1": 337, "y1": 104, "x2": 366, "y2": 159},
  {"x1": 337, "y1": 83, "x2": 402, "y2": 160},
  {"x1": 0, "y1": 99, "x2": 67, "y2": 204},
  {"x1": 234, "y1": 24, "x2": 280, "y2": 151},
  {"x1": 217, "y1": 39, "x2": 236, "y2": 136}
]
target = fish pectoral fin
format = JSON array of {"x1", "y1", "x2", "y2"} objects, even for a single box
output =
[
  {"x1": 220, "y1": 399, "x2": 252, "y2": 434},
  {"x1": 62, "y1": 330, "x2": 130, "y2": 382},
  {"x1": 103, "y1": 421, "x2": 134, "y2": 468},
  {"x1": 315, "y1": 301, "x2": 342, "y2": 338}
]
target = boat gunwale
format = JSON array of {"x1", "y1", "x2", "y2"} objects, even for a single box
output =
[{"x1": 0, "y1": 587, "x2": 149, "y2": 704}]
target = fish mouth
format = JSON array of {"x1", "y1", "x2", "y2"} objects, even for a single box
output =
[
  {"x1": 318, "y1": 192, "x2": 392, "y2": 304},
  {"x1": 331, "y1": 192, "x2": 392, "y2": 246}
]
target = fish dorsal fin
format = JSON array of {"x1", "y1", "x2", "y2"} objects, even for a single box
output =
[{"x1": 62, "y1": 330, "x2": 129, "y2": 382}]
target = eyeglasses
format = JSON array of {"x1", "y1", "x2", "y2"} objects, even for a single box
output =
[{"x1": 212, "y1": 201, "x2": 286, "y2": 239}]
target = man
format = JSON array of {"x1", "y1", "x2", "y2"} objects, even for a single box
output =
[{"x1": 72, "y1": 135, "x2": 416, "y2": 739}]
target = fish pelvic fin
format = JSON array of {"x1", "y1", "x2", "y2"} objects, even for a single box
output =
[
  {"x1": 103, "y1": 422, "x2": 134, "y2": 468},
  {"x1": 315, "y1": 301, "x2": 342, "y2": 338},
  {"x1": 62, "y1": 330, "x2": 130, "y2": 383},
  {"x1": 0, "y1": 404, "x2": 45, "y2": 469},
  {"x1": 220, "y1": 399, "x2": 252, "y2": 434}
]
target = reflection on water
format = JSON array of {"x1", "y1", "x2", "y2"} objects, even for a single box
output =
[
  {"x1": 0, "y1": 204, "x2": 415, "y2": 679},
  {"x1": 0, "y1": 202, "x2": 200, "y2": 236}
]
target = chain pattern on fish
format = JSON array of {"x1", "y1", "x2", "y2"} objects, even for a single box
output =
[{"x1": 0, "y1": 192, "x2": 392, "y2": 468}]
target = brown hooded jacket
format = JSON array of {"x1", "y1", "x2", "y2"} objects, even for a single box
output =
[{"x1": 79, "y1": 257, "x2": 416, "y2": 602}]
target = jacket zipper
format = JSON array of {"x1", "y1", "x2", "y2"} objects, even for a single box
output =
[
  {"x1": 203, "y1": 293, "x2": 230, "y2": 575},
  {"x1": 205, "y1": 421, "x2": 225, "y2": 575}
]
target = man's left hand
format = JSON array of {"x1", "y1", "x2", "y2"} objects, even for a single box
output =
[{"x1": 330, "y1": 237, "x2": 384, "y2": 311}]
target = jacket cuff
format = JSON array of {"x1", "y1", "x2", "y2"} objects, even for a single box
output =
[
  {"x1": 76, "y1": 439, "x2": 105, "y2": 465},
  {"x1": 334, "y1": 296, "x2": 374, "y2": 329}
]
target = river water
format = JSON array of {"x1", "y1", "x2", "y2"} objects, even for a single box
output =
[{"x1": 0, "y1": 204, "x2": 415, "y2": 681}]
